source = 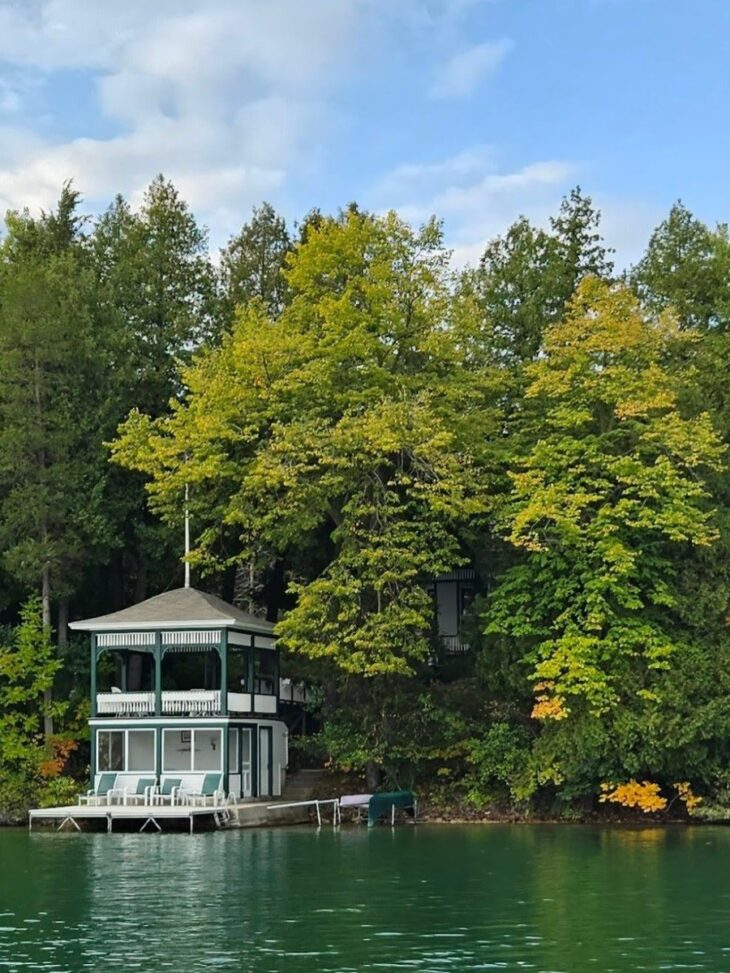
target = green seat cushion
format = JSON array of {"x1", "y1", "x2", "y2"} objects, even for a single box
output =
[
  {"x1": 96, "y1": 773, "x2": 117, "y2": 794},
  {"x1": 160, "y1": 778, "x2": 181, "y2": 795},
  {"x1": 200, "y1": 773, "x2": 221, "y2": 796},
  {"x1": 135, "y1": 778, "x2": 156, "y2": 795}
]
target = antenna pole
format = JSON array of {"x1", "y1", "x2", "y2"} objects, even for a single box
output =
[{"x1": 184, "y1": 482, "x2": 191, "y2": 589}]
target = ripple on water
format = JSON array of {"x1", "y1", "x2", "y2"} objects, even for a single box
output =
[{"x1": 1, "y1": 826, "x2": 730, "y2": 972}]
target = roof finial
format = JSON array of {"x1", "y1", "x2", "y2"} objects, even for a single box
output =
[{"x1": 184, "y1": 482, "x2": 191, "y2": 589}]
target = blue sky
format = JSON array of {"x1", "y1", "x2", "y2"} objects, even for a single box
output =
[{"x1": 0, "y1": 0, "x2": 728, "y2": 265}]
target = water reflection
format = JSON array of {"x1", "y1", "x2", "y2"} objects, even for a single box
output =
[{"x1": 0, "y1": 825, "x2": 729, "y2": 972}]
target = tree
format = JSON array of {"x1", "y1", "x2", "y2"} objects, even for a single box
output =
[
  {"x1": 486, "y1": 279, "x2": 725, "y2": 722},
  {"x1": 89, "y1": 176, "x2": 218, "y2": 602},
  {"x1": 0, "y1": 597, "x2": 69, "y2": 821},
  {"x1": 631, "y1": 202, "x2": 730, "y2": 331},
  {"x1": 112, "y1": 209, "x2": 498, "y2": 676},
  {"x1": 0, "y1": 186, "x2": 113, "y2": 721},
  {"x1": 477, "y1": 188, "x2": 613, "y2": 368},
  {"x1": 220, "y1": 202, "x2": 292, "y2": 320},
  {"x1": 91, "y1": 176, "x2": 218, "y2": 419}
]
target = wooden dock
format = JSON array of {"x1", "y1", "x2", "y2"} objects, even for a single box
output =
[
  {"x1": 29, "y1": 803, "x2": 232, "y2": 834},
  {"x1": 28, "y1": 798, "x2": 315, "y2": 833}
]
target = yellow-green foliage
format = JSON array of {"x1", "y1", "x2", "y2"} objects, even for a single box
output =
[
  {"x1": 113, "y1": 211, "x2": 499, "y2": 676},
  {"x1": 488, "y1": 279, "x2": 724, "y2": 725}
]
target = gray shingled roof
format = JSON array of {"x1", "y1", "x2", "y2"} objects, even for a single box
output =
[{"x1": 69, "y1": 586, "x2": 274, "y2": 633}]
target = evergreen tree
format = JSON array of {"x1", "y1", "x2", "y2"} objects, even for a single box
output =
[
  {"x1": 220, "y1": 202, "x2": 292, "y2": 321},
  {"x1": 0, "y1": 186, "x2": 112, "y2": 729}
]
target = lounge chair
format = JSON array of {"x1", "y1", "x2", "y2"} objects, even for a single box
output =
[
  {"x1": 150, "y1": 777, "x2": 183, "y2": 806},
  {"x1": 78, "y1": 773, "x2": 119, "y2": 806},
  {"x1": 122, "y1": 777, "x2": 157, "y2": 806},
  {"x1": 181, "y1": 773, "x2": 224, "y2": 807}
]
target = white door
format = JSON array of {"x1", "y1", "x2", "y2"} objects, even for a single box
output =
[
  {"x1": 241, "y1": 728, "x2": 253, "y2": 798},
  {"x1": 228, "y1": 727, "x2": 241, "y2": 797}
]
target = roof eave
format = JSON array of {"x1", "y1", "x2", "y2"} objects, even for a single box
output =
[{"x1": 68, "y1": 618, "x2": 275, "y2": 634}]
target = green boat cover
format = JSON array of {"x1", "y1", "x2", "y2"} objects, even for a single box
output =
[{"x1": 367, "y1": 790, "x2": 416, "y2": 828}]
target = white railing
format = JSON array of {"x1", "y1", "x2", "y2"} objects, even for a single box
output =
[
  {"x1": 96, "y1": 689, "x2": 283, "y2": 716},
  {"x1": 97, "y1": 691, "x2": 154, "y2": 715},
  {"x1": 279, "y1": 679, "x2": 307, "y2": 703},
  {"x1": 441, "y1": 635, "x2": 470, "y2": 656},
  {"x1": 161, "y1": 690, "x2": 220, "y2": 715},
  {"x1": 97, "y1": 690, "x2": 220, "y2": 716},
  {"x1": 96, "y1": 685, "x2": 305, "y2": 716}
]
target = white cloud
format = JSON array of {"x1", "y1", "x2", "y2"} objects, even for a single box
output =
[
  {"x1": 376, "y1": 146, "x2": 663, "y2": 269},
  {"x1": 0, "y1": 0, "x2": 367, "y2": 241},
  {"x1": 375, "y1": 145, "x2": 494, "y2": 198},
  {"x1": 430, "y1": 38, "x2": 512, "y2": 99},
  {"x1": 374, "y1": 147, "x2": 577, "y2": 267}
]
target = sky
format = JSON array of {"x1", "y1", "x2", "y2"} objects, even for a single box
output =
[{"x1": 0, "y1": 0, "x2": 729, "y2": 267}]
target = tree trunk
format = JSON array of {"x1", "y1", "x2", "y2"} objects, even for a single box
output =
[
  {"x1": 58, "y1": 598, "x2": 69, "y2": 649},
  {"x1": 133, "y1": 551, "x2": 147, "y2": 603},
  {"x1": 365, "y1": 761, "x2": 382, "y2": 791},
  {"x1": 233, "y1": 559, "x2": 267, "y2": 617},
  {"x1": 41, "y1": 565, "x2": 54, "y2": 738}
]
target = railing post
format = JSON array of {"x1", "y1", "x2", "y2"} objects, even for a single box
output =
[
  {"x1": 154, "y1": 634, "x2": 162, "y2": 717},
  {"x1": 220, "y1": 630, "x2": 228, "y2": 716},
  {"x1": 90, "y1": 635, "x2": 97, "y2": 718}
]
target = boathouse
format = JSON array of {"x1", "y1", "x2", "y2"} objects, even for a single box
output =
[{"x1": 70, "y1": 586, "x2": 303, "y2": 801}]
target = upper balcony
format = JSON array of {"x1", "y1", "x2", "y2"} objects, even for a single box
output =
[
  {"x1": 95, "y1": 680, "x2": 307, "y2": 718},
  {"x1": 69, "y1": 586, "x2": 309, "y2": 722}
]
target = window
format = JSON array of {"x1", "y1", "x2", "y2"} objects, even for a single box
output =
[
  {"x1": 98, "y1": 729, "x2": 155, "y2": 772},
  {"x1": 97, "y1": 730, "x2": 124, "y2": 771},
  {"x1": 127, "y1": 730, "x2": 155, "y2": 771},
  {"x1": 254, "y1": 649, "x2": 276, "y2": 695},
  {"x1": 163, "y1": 729, "x2": 191, "y2": 771},
  {"x1": 460, "y1": 584, "x2": 475, "y2": 624},
  {"x1": 194, "y1": 729, "x2": 221, "y2": 771},
  {"x1": 162, "y1": 728, "x2": 222, "y2": 772}
]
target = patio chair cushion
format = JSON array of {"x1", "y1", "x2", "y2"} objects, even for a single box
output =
[
  {"x1": 134, "y1": 777, "x2": 156, "y2": 795},
  {"x1": 160, "y1": 778, "x2": 181, "y2": 795},
  {"x1": 200, "y1": 773, "x2": 222, "y2": 796},
  {"x1": 96, "y1": 773, "x2": 118, "y2": 794}
]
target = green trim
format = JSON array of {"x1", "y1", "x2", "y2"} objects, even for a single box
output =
[
  {"x1": 258, "y1": 726, "x2": 274, "y2": 798},
  {"x1": 155, "y1": 725, "x2": 162, "y2": 776},
  {"x1": 90, "y1": 635, "x2": 97, "y2": 720},
  {"x1": 244, "y1": 723, "x2": 259, "y2": 798},
  {"x1": 90, "y1": 725, "x2": 97, "y2": 779},
  {"x1": 220, "y1": 629, "x2": 228, "y2": 717},
  {"x1": 222, "y1": 719, "x2": 229, "y2": 793},
  {"x1": 154, "y1": 632, "x2": 162, "y2": 717}
]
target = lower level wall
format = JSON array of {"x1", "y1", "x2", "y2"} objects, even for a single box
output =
[{"x1": 89, "y1": 717, "x2": 289, "y2": 800}]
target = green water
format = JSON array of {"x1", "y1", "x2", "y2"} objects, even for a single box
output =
[{"x1": 1, "y1": 825, "x2": 729, "y2": 972}]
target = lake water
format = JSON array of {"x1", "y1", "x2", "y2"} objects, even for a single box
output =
[{"x1": 1, "y1": 824, "x2": 729, "y2": 972}]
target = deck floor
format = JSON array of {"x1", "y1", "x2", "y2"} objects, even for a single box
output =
[
  {"x1": 28, "y1": 799, "x2": 313, "y2": 832},
  {"x1": 29, "y1": 802, "x2": 231, "y2": 833}
]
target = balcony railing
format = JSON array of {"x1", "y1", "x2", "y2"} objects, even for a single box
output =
[
  {"x1": 95, "y1": 680, "x2": 305, "y2": 718},
  {"x1": 441, "y1": 635, "x2": 470, "y2": 656}
]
